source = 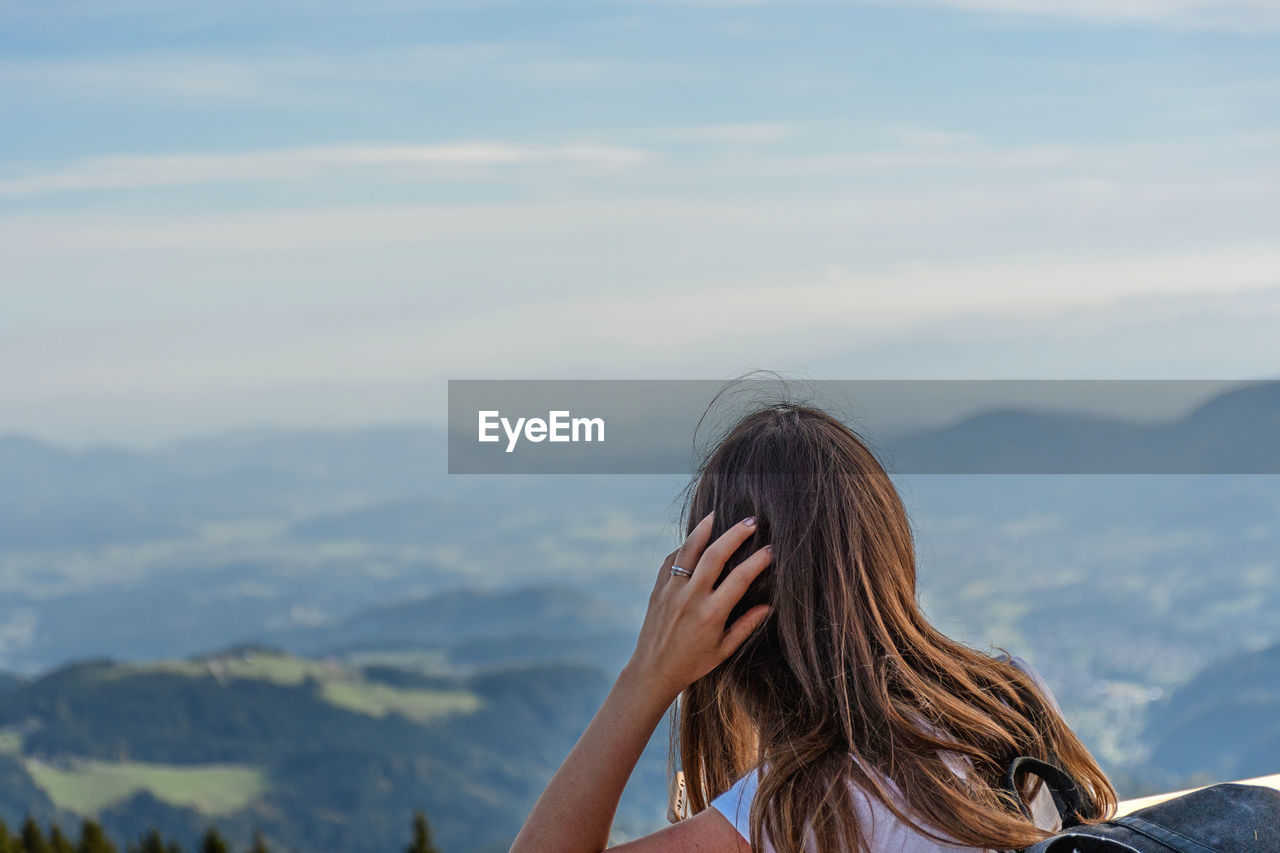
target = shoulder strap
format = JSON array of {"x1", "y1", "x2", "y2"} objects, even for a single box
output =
[{"x1": 1002, "y1": 756, "x2": 1086, "y2": 829}]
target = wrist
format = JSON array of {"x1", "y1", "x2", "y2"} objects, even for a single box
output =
[{"x1": 618, "y1": 659, "x2": 682, "y2": 711}]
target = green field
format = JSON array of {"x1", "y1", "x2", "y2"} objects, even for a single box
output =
[
  {"x1": 321, "y1": 679, "x2": 479, "y2": 722},
  {"x1": 26, "y1": 759, "x2": 268, "y2": 816},
  {"x1": 16, "y1": 652, "x2": 480, "y2": 822},
  {"x1": 142, "y1": 652, "x2": 334, "y2": 685},
  {"x1": 343, "y1": 648, "x2": 452, "y2": 672},
  {"x1": 133, "y1": 651, "x2": 480, "y2": 723},
  {"x1": 0, "y1": 730, "x2": 22, "y2": 755}
]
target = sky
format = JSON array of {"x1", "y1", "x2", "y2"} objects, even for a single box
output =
[{"x1": 1, "y1": 0, "x2": 1278, "y2": 445}]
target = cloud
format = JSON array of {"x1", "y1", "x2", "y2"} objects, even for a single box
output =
[
  {"x1": 0, "y1": 51, "x2": 375, "y2": 104},
  {"x1": 6, "y1": 125, "x2": 1271, "y2": 204},
  {"x1": 650, "y1": 0, "x2": 1280, "y2": 29},
  {"x1": 5, "y1": 244, "x2": 1277, "y2": 418},
  {"x1": 5, "y1": 0, "x2": 1279, "y2": 38},
  {"x1": 646, "y1": 122, "x2": 793, "y2": 144},
  {"x1": 2, "y1": 153, "x2": 1277, "y2": 437},
  {"x1": 896, "y1": 130, "x2": 983, "y2": 150},
  {"x1": 2, "y1": 163, "x2": 1275, "y2": 263},
  {"x1": 0, "y1": 142, "x2": 654, "y2": 198},
  {"x1": 0, "y1": 42, "x2": 664, "y2": 109},
  {"x1": 918, "y1": 0, "x2": 1280, "y2": 29}
]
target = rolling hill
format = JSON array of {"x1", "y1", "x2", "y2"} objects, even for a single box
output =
[
  {"x1": 0, "y1": 647, "x2": 659, "y2": 853},
  {"x1": 1143, "y1": 640, "x2": 1280, "y2": 783}
]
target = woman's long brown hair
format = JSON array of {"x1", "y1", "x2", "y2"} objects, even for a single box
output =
[{"x1": 675, "y1": 403, "x2": 1117, "y2": 853}]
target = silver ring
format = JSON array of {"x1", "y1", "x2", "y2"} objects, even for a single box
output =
[{"x1": 670, "y1": 565, "x2": 693, "y2": 578}]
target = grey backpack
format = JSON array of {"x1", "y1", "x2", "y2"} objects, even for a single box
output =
[{"x1": 1003, "y1": 756, "x2": 1280, "y2": 853}]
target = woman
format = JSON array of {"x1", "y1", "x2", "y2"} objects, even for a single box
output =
[{"x1": 511, "y1": 403, "x2": 1117, "y2": 853}]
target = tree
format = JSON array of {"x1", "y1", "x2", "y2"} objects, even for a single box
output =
[
  {"x1": 21, "y1": 816, "x2": 52, "y2": 853},
  {"x1": 247, "y1": 830, "x2": 269, "y2": 853},
  {"x1": 405, "y1": 812, "x2": 440, "y2": 853},
  {"x1": 198, "y1": 828, "x2": 228, "y2": 853},
  {"x1": 49, "y1": 825, "x2": 75, "y2": 853},
  {"x1": 135, "y1": 829, "x2": 166, "y2": 853},
  {"x1": 77, "y1": 820, "x2": 118, "y2": 853}
]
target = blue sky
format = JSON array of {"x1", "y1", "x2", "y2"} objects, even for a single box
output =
[{"x1": 1, "y1": 1, "x2": 1278, "y2": 443}]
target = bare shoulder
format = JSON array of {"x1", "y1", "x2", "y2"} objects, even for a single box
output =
[{"x1": 607, "y1": 807, "x2": 751, "y2": 853}]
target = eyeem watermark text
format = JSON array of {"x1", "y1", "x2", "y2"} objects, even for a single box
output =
[
  {"x1": 478, "y1": 410, "x2": 605, "y2": 452},
  {"x1": 449, "y1": 379, "x2": 1278, "y2": 474}
]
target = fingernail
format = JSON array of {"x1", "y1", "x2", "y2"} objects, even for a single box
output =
[
  {"x1": 765, "y1": 544, "x2": 773, "y2": 553},
  {"x1": 743, "y1": 516, "x2": 756, "y2": 527}
]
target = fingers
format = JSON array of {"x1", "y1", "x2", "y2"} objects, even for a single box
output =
[
  {"x1": 671, "y1": 511, "x2": 714, "y2": 583},
  {"x1": 652, "y1": 549, "x2": 679, "y2": 599},
  {"x1": 720, "y1": 604, "x2": 771, "y2": 657},
  {"x1": 692, "y1": 516, "x2": 758, "y2": 590},
  {"x1": 711, "y1": 544, "x2": 772, "y2": 606}
]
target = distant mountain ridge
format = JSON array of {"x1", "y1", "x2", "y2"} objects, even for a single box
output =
[
  {"x1": 0, "y1": 423, "x2": 664, "y2": 553},
  {"x1": 4, "y1": 381, "x2": 1278, "y2": 511},
  {"x1": 883, "y1": 379, "x2": 1280, "y2": 473},
  {"x1": 257, "y1": 584, "x2": 639, "y2": 675}
]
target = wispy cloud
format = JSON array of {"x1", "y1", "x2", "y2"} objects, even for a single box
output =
[
  {"x1": 19, "y1": 131, "x2": 1243, "y2": 201},
  {"x1": 0, "y1": 43, "x2": 562, "y2": 105},
  {"x1": 896, "y1": 129, "x2": 983, "y2": 149},
  {"x1": 645, "y1": 122, "x2": 793, "y2": 144},
  {"x1": 919, "y1": 0, "x2": 1280, "y2": 30},
  {"x1": 6, "y1": 243, "x2": 1278, "y2": 411},
  {"x1": 2, "y1": 149, "x2": 1275, "y2": 261},
  {"x1": 0, "y1": 142, "x2": 653, "y2": 198},
  {"x1": 651, "y1": 0, "x2": 1280, "y2": 30},
  {"x1": 645, "y1": 133, "x2": 1280, "y2": 186}
]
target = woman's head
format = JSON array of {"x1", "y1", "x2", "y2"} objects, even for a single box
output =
[
  {"x1": 676, "y1": 402, "x2": 1116, "y2": 853},
  {"x1": 685, "y1": 404, "x2": 917, "y2": 714}
]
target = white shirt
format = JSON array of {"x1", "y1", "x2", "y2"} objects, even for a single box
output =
[{"x1": 709, "y1": 654, "x2": 1065, "y2": 852}]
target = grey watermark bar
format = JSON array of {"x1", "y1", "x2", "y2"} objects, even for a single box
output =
[{"x1": 447, "y1": 379, "x2": 1280, "y2": 474}]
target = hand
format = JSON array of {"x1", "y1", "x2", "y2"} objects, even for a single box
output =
[{"x1": 625, "y1": 512, "x2": 773, "y2": 702}]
